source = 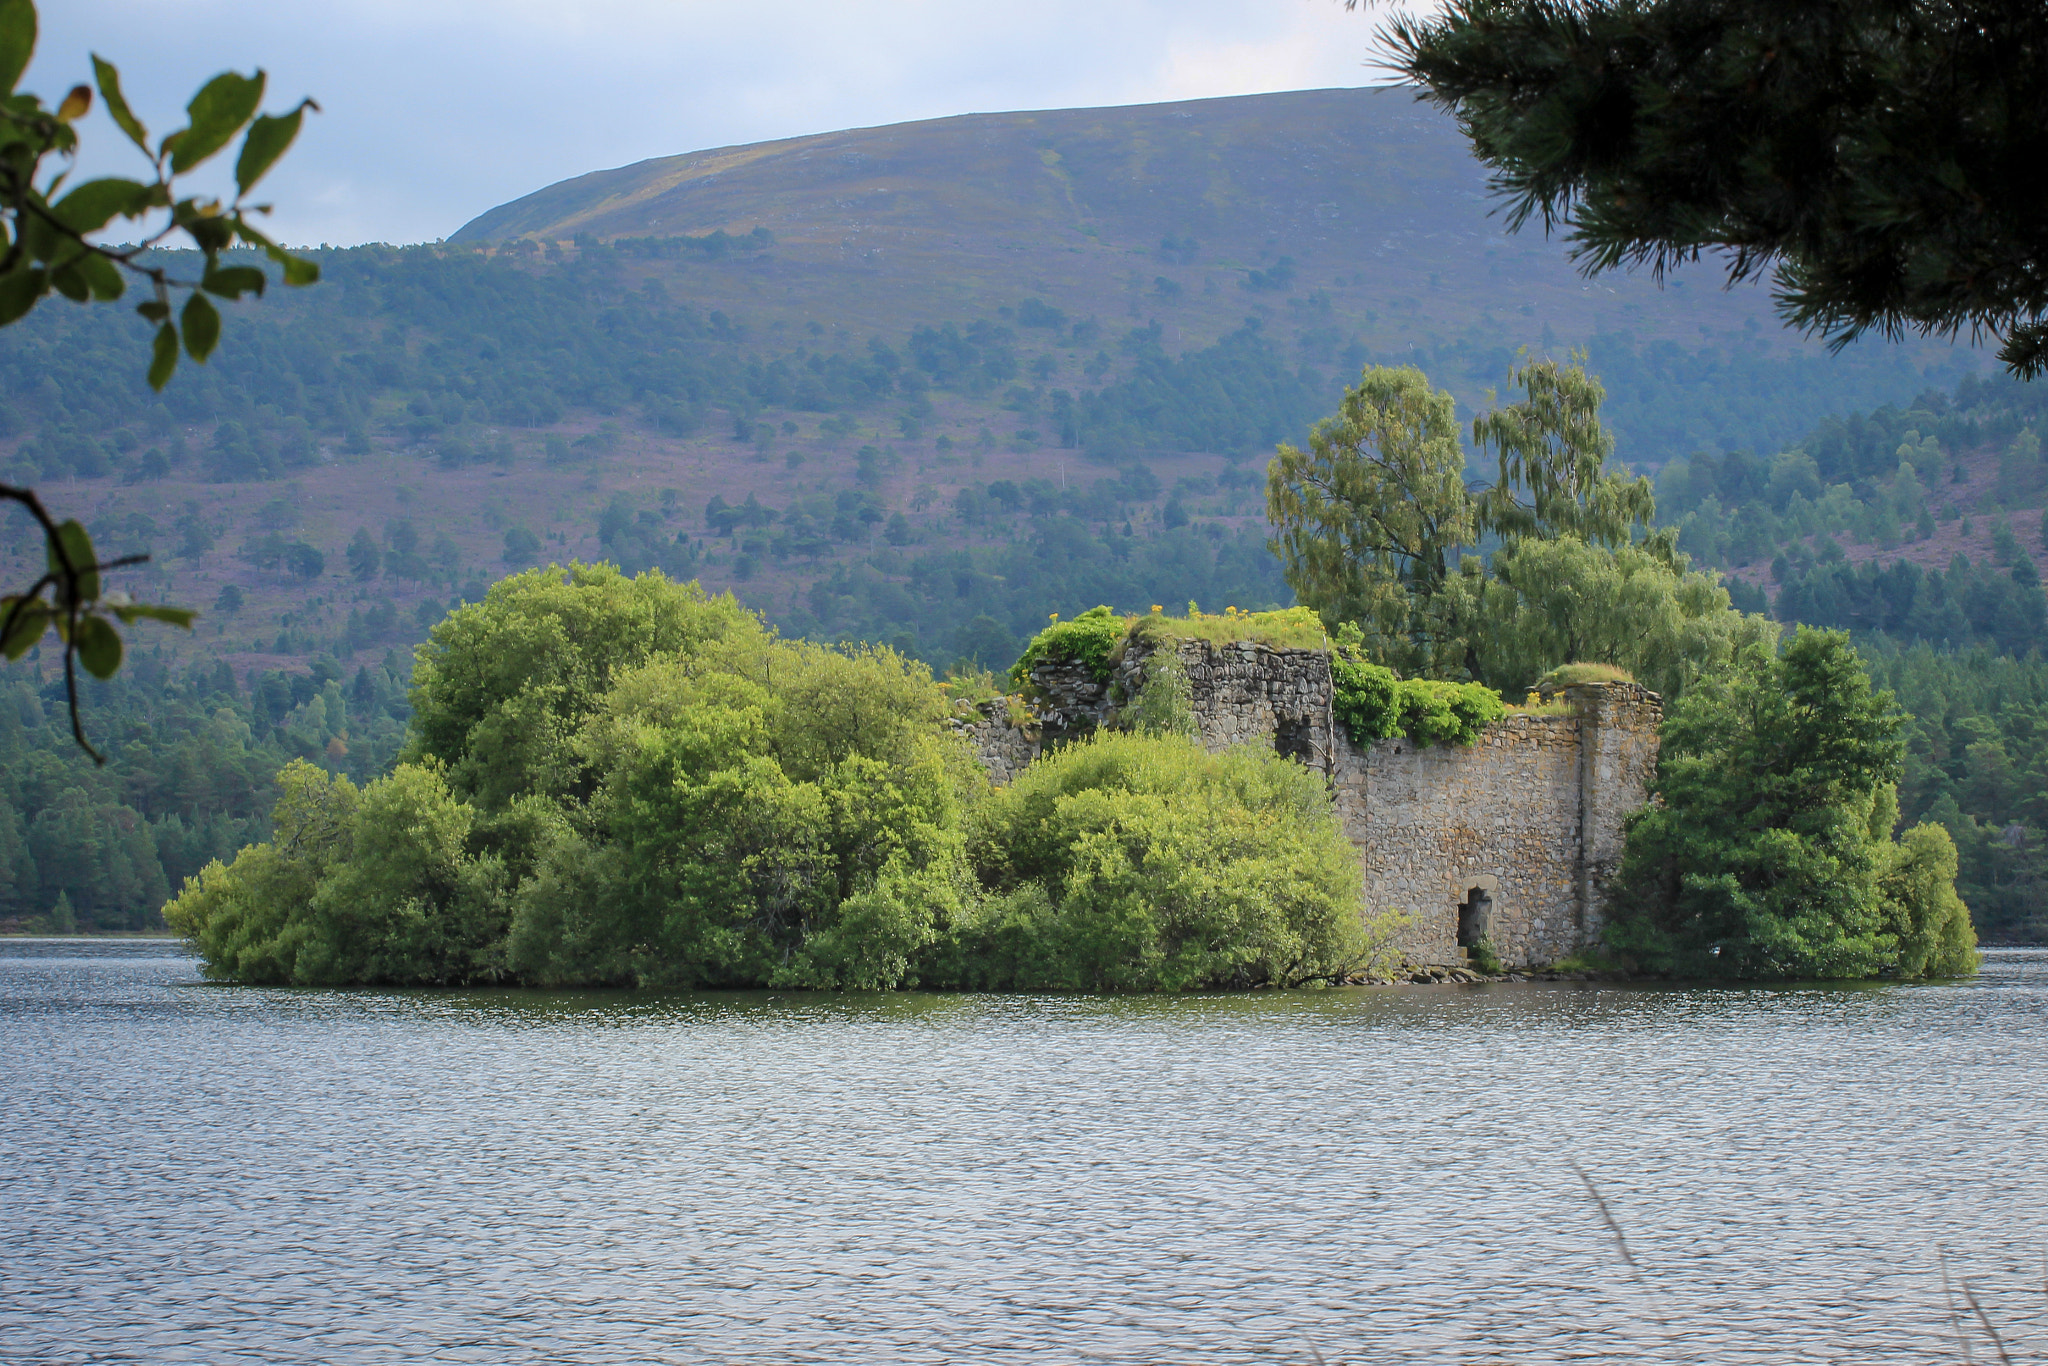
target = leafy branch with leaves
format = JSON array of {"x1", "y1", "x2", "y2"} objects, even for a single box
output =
[{"x1": 0, "y1": 0, "x2": 319, "y2": 759}]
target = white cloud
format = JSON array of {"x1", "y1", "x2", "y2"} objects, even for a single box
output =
[{"x1": 25, "y1": 0, "x2": 1424, "y2": 245}]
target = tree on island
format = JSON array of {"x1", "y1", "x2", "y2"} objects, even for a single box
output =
[
  {"x1": 1270, "y1": 356, "x2": 1975, "y2": 977},
  {"x1": 1, "y1": 0, "x2": 319, "y2": 757},
  {"x1": 1607, "y1": 627, "x2": 1977, "y2": 978},
  {"x1": 1266, "y1": 354, "x2": 1772, "y2": 696},
  {"x1": 1380, "y1": 0, "x2": 2048, "y2": 378}
]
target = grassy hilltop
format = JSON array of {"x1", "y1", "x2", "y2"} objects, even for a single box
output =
[
  {"x1": 452, "y1": 86, "x2": 1951, "y2": 383},
  {"x1": 448, "y1": 86, "x2": 1678, "y2": 350}
]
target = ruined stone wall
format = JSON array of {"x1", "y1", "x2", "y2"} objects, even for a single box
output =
[
  {"x1": 961, "y1": 639, "x2": 1661, "y2": 968},
  {"x1": 948, "y1": 698, "x2": 1038, "y2": 787},
  {"x1": 1331, "y1": 682, "x2": 1661, "y2": 967},
  {"x1": 1571, "y1": 684, "x2": 1663, "y2": 945},
  {"x1": 1111, "y1": 638, "x2": 1337, "y2": 766},
  {"x1": 1334, "y1": 716, "x2": 1584, "y2": 966}
]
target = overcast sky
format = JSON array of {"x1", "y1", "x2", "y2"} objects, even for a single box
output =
[{"x1": 31, "y1": 1, "x2": 1415, "y2": 247}]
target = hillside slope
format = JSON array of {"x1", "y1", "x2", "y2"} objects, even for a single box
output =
[{"x1": 451, "y1": 86, "x2": 1834, "y2": 354}]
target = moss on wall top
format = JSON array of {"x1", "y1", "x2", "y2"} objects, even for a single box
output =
[{"x1": 1123, "y1": 604, "x2": 1329, "y2": 652}]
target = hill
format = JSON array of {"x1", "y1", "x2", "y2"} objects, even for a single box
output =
[
  {"x1": 453, "y1": 87, "x2": 1973, "y2": 450},
  {"x1": 0, "y1": 87, "x2": 2004, "y2": 935}
]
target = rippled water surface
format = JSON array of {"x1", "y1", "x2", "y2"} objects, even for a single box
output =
[{"x1": 2, "y1": 942, "x2": 2045, "y2": 1364}]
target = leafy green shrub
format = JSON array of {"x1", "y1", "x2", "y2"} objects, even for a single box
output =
[
  {"x1": 1399, "y1": 678, "x2": 1507, "y2": 745},
  {"x1": 164, "y1": 759, "x2": 358, "y2": 984},
  {"x1": 1330, "y1": 653, "x2": 1504, "y2": 747},
  {"x1": 1126, "y1": 655, "x2": 1197, "y2": 738},
  {"x1": 1008, "y1": 605, "x2": 1125, "y2": 688},
  {"x1": 939, "y1": 662, "x2": 1003, "y2": 710},
  {"x1": 511, "y1": 639, "x2": 972, "y2": 989},
  {"x1": 1606, "y1": 628, "x2": 1978, "y2": 979},
  {"x1": 950, "y1": 732, "x2": 1372, "y2": 990},
  {"x1": 406, "y1": 562, "x2": 757, "y2": 810},
  {"x1": 1882, "y1": 821, "x2": 1979, "y2": 978},
  {"x1": 1331, "y1": 653, "x2": 1403, "y2": 740},
  {"x1": 1467, "y1": 937, "x2": 1503, "y2": 976}
]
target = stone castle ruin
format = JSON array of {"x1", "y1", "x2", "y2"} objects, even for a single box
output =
[{"x1": 957, "y1": 636, "x2": 1663, "y2": 969}]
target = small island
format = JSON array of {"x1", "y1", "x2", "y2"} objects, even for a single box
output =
[{"x1": 165, "y1": 565, "x2": 1976, "y2": 989}]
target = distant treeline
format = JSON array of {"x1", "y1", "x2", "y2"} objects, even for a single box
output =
[
  {"x1": 1651, "y1": 372, "x2": 2048, "y2": 656},
  {"x1": 784, "y1": 521, "x2": 1290, "y2": 670},
  {"x1": 0, "y1": 653, "x2": 412, "y2": 934},
  {"x1": 1865, "y1": 639, "x2": 2048, "y2": 942},
  {"x1": 1658, "y1": 372, "x2": 2048, "y2": 578}
]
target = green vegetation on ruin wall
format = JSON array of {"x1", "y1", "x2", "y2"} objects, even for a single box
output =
[
  {"x1": 1121, "y1": 604, "x2": 1328, "y2": 651},
  {"x1": 1008, "y1": 603, "x2": 1504, "y2": 749},
  {"x1": 1329, "y1": 652, "x2": 1505, "y2": 750}
]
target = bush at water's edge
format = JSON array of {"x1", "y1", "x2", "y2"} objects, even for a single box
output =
[{"x1": 165, "y1": 565, "x2": 1388, "y2": 990}]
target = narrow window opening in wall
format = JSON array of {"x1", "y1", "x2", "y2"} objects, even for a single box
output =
[
  {"x1": 1274, "y1": 715, "x2": 1316, "y2": 765},
  {"x1": 1457, "y1": 887, "x2": 1493, "y2": 948}
]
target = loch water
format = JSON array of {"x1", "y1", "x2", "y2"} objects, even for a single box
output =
[{"x1": 2, "y1": 941, "x2": 2044, "y2": 1364}]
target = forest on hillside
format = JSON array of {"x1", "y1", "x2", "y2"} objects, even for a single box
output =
[
  {"x1": 0, "y1": 240, "x2": 1971, "y2": 666},
  {"x1": 3, "y1": 244, "x2": 1963, "y2": 484},
  {"x1": 1644, "y1": 371, "x2": 2048, "y2": 940},
  {"x1": 0, "y1": 240, "x2": 2038, "y2": 943}
]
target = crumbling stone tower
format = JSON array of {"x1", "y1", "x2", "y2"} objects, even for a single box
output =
[{"x1": 954, "y1": 636, "x2": 1662, "y2": 969}]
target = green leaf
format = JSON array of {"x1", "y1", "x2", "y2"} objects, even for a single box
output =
[
  {"x1": 75, "y1": 613, "x2": 122, "y2": 679},
  {"x1": 168, "y1": 69, "x2": 265, "y2": 173},
  {"x1": 75, "y1": 251, "x2": 124, "y2": 301},
  {"x1": 0, "y1": 599, "x2": 48, "y2": 660},
  {"x1": 0, "y1": 0, "x2": 34, "y2": 98},
  {"x1": 0, "y1": 264, "x2": 45, "y2": 325},
  {"x1": 234, "y1": 219, "x2": 320, "y2": 285},
  {"x1": 148, "y1": 321, "x2": 178, "y2": 390},
  {"x1": 48, "y1": 260, "x2": 88, "y2": 301},
  {"x1": 186, "y1": 215, "x2": 235, "y2": 255},
  {"x1": 135, "y1": 298, "x2": 170, "y2": 322},
  {"x1": 201, "y1": 263, "x2": 265, "y2": 299},
  {"x1": 234, "y1": 100, "x2": 313, "y2": 196},
  {"x1": 181, "y1": 289, "x2": 220, "y2": 361},
  {"x1": 110, "y1": 603, "x2": 196, "y2": 629},
  {"x1": 92, "y1": 55, "x2": 149, "y2": 151},
  {"x1": 17, "y1": 202, "x2": 56, "y2": 262},
  {"x1": 48, "y1": 520, "x2": 99, "y2": 603},
  {"x1": 52, "y1": 177, "x2": 154, "y2": 233}
]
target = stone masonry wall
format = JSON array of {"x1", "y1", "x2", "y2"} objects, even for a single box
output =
[
  {"x1": 1571, "y1": 683, "x2": 1664, "y2": 946},
  {"x1": 948, "y1": 698, "x2": 1038, "y2": 788},
  {"x1": 964, "y1": 639, "x2": 1661, "y2": 967},
  {"x1": 1334, "y1": 715, "x2": 1583, "y2": 966},
  {"x1": 1110, "y1": 638, "x2": 1337, "y2": 765}
]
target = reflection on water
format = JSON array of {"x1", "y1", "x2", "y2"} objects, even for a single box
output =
[{"x1": 2, "y1": 939, "x2": 2044, "y2": 1364}]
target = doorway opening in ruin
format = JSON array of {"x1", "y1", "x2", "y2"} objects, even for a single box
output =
[{"x1": 1457, "y1": 887, "x2": 1493, "y2": 948}]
